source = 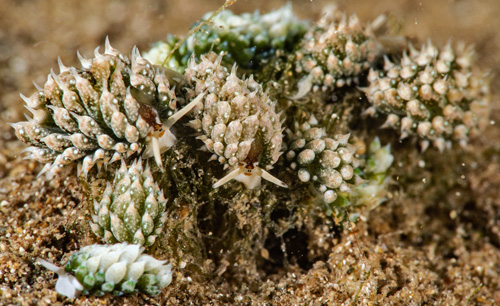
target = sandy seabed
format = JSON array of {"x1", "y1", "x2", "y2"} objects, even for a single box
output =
[{"x1": 0, "y1": 0, "x2": 499, "y2": 305}]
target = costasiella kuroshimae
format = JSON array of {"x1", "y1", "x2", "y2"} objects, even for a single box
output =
[{"x1": 182, "y1": 52, "x2": 288, "y2": 189}]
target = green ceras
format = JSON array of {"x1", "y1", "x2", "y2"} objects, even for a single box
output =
[
  {"x1": 11, "y1": 38, "x2": 205, "y2": 177},
  {"x1": 143, "y1": 4, "x2": 308, "y2": 72},
  {"x1": 37, "y1": 243, "x2": 173, "y2": 298},
  {"x1": 184, "y1": 52, "x2": 287, "y2": 189},
  {"x1": 90, "y1": 158, "x2": 167, "y2": 246}
]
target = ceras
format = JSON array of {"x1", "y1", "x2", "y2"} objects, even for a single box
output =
[
  {"x1": 363, "y1": 41, "x2": 490, "y2": 151},
  {"x1": 286, "y1": 116, "x2": 361, "y2": 205},
  {"x1": 12, "y1": 38, "x2": 204, "y2": 177},
  {"x1": 289, "y1": 7, "x2": 382, "y2": 99},
  {"x1": 184, "y1": 52, "x2": 287, "y2": 189},
  {"x1": 90, "y1": 159, "x2": 168, "y2": 247},
  {"x1": 37, "y1": 243, "x2": 173, "y2": 298}
]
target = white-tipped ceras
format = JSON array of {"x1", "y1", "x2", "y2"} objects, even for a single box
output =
[
  {"x1": 184, "y1": 52, "x2": 287, "y2": 189},
  {"x1": 290, "y1": 7, "x2": 382, "y2": 99},
  {"x1": 12, "y1": 38, "x2": 204, "y2": 177},
  {"x1": 90, "y1": 158, "x2": 167, "y2": 246},
  {"x1": 286, "y1": 117, "x2": 361, "y2": 205},
  {"x1": 363, "y1": 41, "x2": 490, "y2": 151},
  {"x1": 37, "y1": 243, "x2": 173, "y2": 298}
]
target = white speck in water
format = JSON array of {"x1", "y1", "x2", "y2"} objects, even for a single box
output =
[
  {"x1": 418, "y1": 160, "x2": 425, "y2": 168},
  {"x1": 449, "y1": 210, "x2": 457, "y2": 219},
  {"x1": 422, "y1": 178, "x2": 427, "y2": 183}
]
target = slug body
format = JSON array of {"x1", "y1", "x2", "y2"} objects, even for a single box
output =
[
  {"x1": 363, "y1": 41, "x2": 490, "y2": 151},
  {"x1": 12, "y1": 38, "x2": 202, "y2": 176},
  {"x1": 90, "y1": 159, "x2": 168, "y2": 246},
  {"x1": 286, "y1": 118, "x2": 360, "y2": 204},
  {"x1": 290, "y1": 8, "x2": 381, "y2": 99},
  {"x1": 184, "y1": 52, "x2": 287, "y2": 189},
  {"x1": 37, "y1": 243, "x2": 173, "y2": 298},
  {"x1": 143, "y1": 4, "x2": 308, "y2": 72}
]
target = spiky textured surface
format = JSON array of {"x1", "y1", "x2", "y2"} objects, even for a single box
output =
[
  {"x1": 184, "y1": 52, "x2": 284, "y2": 188},
  {"x1": 289, "y1": 9, "x2": 381, "y2": 99},
  {"x1": 39, "y1": 243, "x2": 172, "y2": 297},
  {"x1": 11, "y1": 42, "x2": 180, "y2": 177},
  {"x1": 144, "y1": 4, "x2": 308, "y2": 72},
  {"x1": 364, "y1": 41, "x2": 491, "y2": 151},
  {"x1": 90, "y1": 159, "x2": 167, "y2": 246},
  {"x1": 286, "y1": 117, "x2": 361, "y2": 212}
]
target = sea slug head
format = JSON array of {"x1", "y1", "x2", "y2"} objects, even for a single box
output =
[
  {"x1": 142, "y1": 89, "x2": 206, "y2": 172},
  {"x1": 213, "y1": 161, "x2": 287, "y2": 189}
]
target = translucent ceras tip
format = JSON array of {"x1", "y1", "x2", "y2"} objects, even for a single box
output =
[
  {"x1": 57, "y1": 57, "x2": 70, "y2": 74},
  {"x1": 77, "y1": 50, "x2": 92, "y2": 69},
  {"x1": 104, "y1": 36, "x2": 121, "y2": 57}
]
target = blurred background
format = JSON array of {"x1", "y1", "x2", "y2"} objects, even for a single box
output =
[{"x1": 0, "y1": 0, "x2": 499, "y2": 141}]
